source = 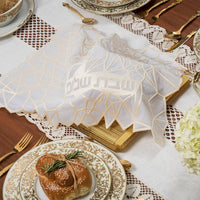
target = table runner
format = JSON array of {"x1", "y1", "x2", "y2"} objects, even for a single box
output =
[{"x1": 1, "y1": 0, "x2": 200, "y2": 199}]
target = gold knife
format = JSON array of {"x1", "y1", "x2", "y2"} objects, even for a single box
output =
[
  {"x1": 147, "y1": 0, "x2": 183, "y2": 24},
  {"x1": 137, "y1": 0, "x2": 170, "y2": 19},
  {"x1": 166, "y1": 27, "x2": 200, "y2": 52}
]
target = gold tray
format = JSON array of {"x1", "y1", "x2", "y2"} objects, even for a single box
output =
[{"x1": 72, "y1": 75, "x2": 190, "y2": 152}]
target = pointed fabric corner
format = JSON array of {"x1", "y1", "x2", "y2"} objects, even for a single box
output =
[{"x1": 0, "y1": 24, "x2": 183, "y2": 146}]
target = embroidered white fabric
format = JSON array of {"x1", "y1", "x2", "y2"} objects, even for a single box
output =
[
  {"x1": 0, "y1": 24, "x2": 184, "y2": 145},
  {"x1": 15, "y1": 14, "x2": 199, "y2": 146},
  {"x1": 1, "y1": 7, "x2": 199, "y2": 200}
]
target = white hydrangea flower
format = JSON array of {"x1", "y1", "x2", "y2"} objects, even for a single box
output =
[{"x1": 175, "y1": 102, "x2": 200, "y2": 175}]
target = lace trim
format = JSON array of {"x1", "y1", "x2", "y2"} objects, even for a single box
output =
[
  {"x1": 107, "y1": 14, "x2": 199, "y2": 73},
  {"x1": 16, "y1": 13, "x2": 198, "y2": 199}
]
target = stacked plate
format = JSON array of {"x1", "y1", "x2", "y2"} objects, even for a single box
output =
[
  {"x1": 3, "y1": 139, "x2": 127, "y2": 200},
  {"x1": 71, "y1": 0, "x2": 152, "y2": 15},
  {"x1": 0, "y1": 0, "x2": 35, "y2": 38}
]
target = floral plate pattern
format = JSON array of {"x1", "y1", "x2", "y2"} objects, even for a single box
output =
[
  {"x1": 193, "y1": 27, "x2": 200, "y2": 60},
  {"x1": 3, "y1": 139, "x2": 126, "y2": 200},
  {"x1": 84, "y1": 0, "x2": 136, "y2": 8},
  {"x1": 19, "y1": 148, "x2": 111, "y2": 200},
  {"x1": 72, "y1": 0, "x2": 152, "y2": 15}
]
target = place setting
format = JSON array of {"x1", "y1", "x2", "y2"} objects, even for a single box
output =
[
  {"x1": 1, "y1": 129, "x2": 126, "y2": 200},
  {"x1": 0, "y1": 15, "x2": 185, "y2": 200},
  {"x1": 3, "y1": 139, "x2": 127, "y2": 200},
  {"x1": 1, "y1": 0, "x2": 200, "y2": 200}
]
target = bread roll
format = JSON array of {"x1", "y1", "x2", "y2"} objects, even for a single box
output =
[{"x1": 36, "y1": 153, "x2": 92, "y2": 200}]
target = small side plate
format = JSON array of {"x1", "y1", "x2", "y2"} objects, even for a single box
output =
[{"x1": 0, "y1": 0, "x2": 35, "y2": 38}]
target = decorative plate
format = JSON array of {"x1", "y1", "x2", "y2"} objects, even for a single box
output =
[
  {"x1": 72, "y1": 0, "x2": 152, "y2": 15},
  {"x1": 84, "y1": 0, "x2": 136, "y2": 8},
  {"x1": 193, "y1": 27, "x2": 200, "y2": 60},
  {"x1": 19, "y1": 148, "x2": 111, "y2": 200},
  {"x1": 3, "y1": 139, "x2": 126, "y2": 200},
  {"x1": 0, "y1": 0, "x2": 34, "y2": 38}
]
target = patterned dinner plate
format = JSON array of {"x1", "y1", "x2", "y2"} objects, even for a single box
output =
[
  {"x1": 193, "y1": 27, "x2": 200, "y2": 60},
  {"x1": 72, "y1": 0, "x2": 152, "y2": 15},
  {"x1": 84, "y1": 0, "x2": 136, "y2": 8},
  {"x1": 3, "y1": 139, "x2": 126, "y2": 200},
  {"x1": 19, "y1": 148, "x2": 111, "y2": 200},
  {"x1": 0, "y1": 0, "x2": 34, "y2": 38}
]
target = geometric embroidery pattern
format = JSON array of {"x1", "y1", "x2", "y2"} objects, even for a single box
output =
[
  {"x1": 13, "y1": 14, "x2": 56, "y2": 50},
  {"x1": 0, "y1": 25, "x2": 182, "y2": 146},
  {"x1": 2, "y1": 9, "x2": 197, "y2": 200},
  {"x1": 165, "y1": 105, "x2": 184, "y2": 143}
]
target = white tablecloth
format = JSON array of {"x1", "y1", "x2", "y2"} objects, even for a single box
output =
[{"x1": 0, "y1": 0, "x2": 200, "y2": 199}]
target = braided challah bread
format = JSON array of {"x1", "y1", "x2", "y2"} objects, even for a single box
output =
[{"x1": 36, "y1": 153, "x2": 92, "y2": 200}]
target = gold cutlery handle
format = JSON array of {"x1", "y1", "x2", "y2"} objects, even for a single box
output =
[
  {"x1": 146, "y1": 0, "x2": 169, "y2": 15},
  {"x1": 120, "y1": 160, "x2": 131, "y2": 170},
  {"x1": 155, "y1": 0, "x2": 183, "y2": 18},
  {"x1": 0, "y1": 162, "x2": 14, "y2": 177},
  {"x1": 178, "y1": 11, "x2": 200, "y2": 33},
  {"x1": 0, "y1": 150, "x2": 16, "y2": 163},
  {"x1": 63, "y1": 2, "x2": 84, "y2": 20},
  {"x1": 187, "y1": 27, "x2": 198, "y2": 38},
  {"x1": 193, "y1": 72, "x2": 200, "y2": 83}
]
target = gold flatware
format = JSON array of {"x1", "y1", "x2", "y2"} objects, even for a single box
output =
[
  {"x1": 165, "y1": 11, "x2": 200, "y2": 39},
  {"x1": 62, "y1": 2, "x2": 96, "y2": 25},
  {"x1": 0, "y1": 135, "x2": 49, "y2": 177},
  {"x1": 120, "y1": 160, "x2": 132, "y2": 170},
  {"x1": 139, "y1": 0, "x2": 170, "y2": 19},
  {"x1": 148, "y1": 0, "x2": 183, "y2": 24},
  {"x1": 180, "y1": 69, "x2": 200, "y2": 97},
  {"x1": 166, "y1": 26, "x2": 199, "y2": 51},
  {"x1": 193, "y1": 71, "x2": 200, "y2": 97},
  {"x1": 0, "y1": 132, "x2": 33, "y2": 163}
]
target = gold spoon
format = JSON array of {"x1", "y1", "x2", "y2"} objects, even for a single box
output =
[
  {"x1": 62, "y1": 2, "x2": 96, "y2": 25},
  {"x1": 165, "y1": 11, "x2": 200, "y2": 39}
]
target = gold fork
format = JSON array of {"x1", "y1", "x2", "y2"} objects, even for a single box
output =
[
  {"x1": 0, "y1": 135, "x2": 50, "y2": 177},
  {"x1": 0, "y1": 132, "x2": 33, "y2": 163}
]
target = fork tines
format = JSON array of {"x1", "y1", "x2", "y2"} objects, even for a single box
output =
[
  {"x1": 15, "y1": 132, "x2": 33, "y2": 150},
  {"x1": 32, "y1": 135, "x2": 49, "y2": 148}
]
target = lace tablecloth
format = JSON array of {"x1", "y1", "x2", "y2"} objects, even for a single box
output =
[{"x1": 1, "y1": 0, "x2": 200, "y2": 199}]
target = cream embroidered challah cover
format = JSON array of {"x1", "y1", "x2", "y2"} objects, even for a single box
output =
[{"x1": 0, "y1": 24, "x2": 183, "y2": 145}]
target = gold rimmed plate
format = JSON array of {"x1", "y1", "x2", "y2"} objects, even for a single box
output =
[
  {"x1": 3, "y1": 139, "x2": 126, "y2": 200},
  {"x1": 193, "y1": 27, "x2": 200, "y2": 60},
  {"x1": 84, "y1": 0, "x2": 136, "y2": 8},
  {"x1": 0, "y1": 0, "x2": 34, "y2": 38},
  {"x1": 72, "y1": 0, "x2": 152, "y2": 15}
]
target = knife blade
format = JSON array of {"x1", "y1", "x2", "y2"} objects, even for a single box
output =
[
  {"x1": 147, "y1": 0, "x2": 183, "y2": 24},
  {"x1": 166, "y1": 27, "x2": 199, "y2": 52}
]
